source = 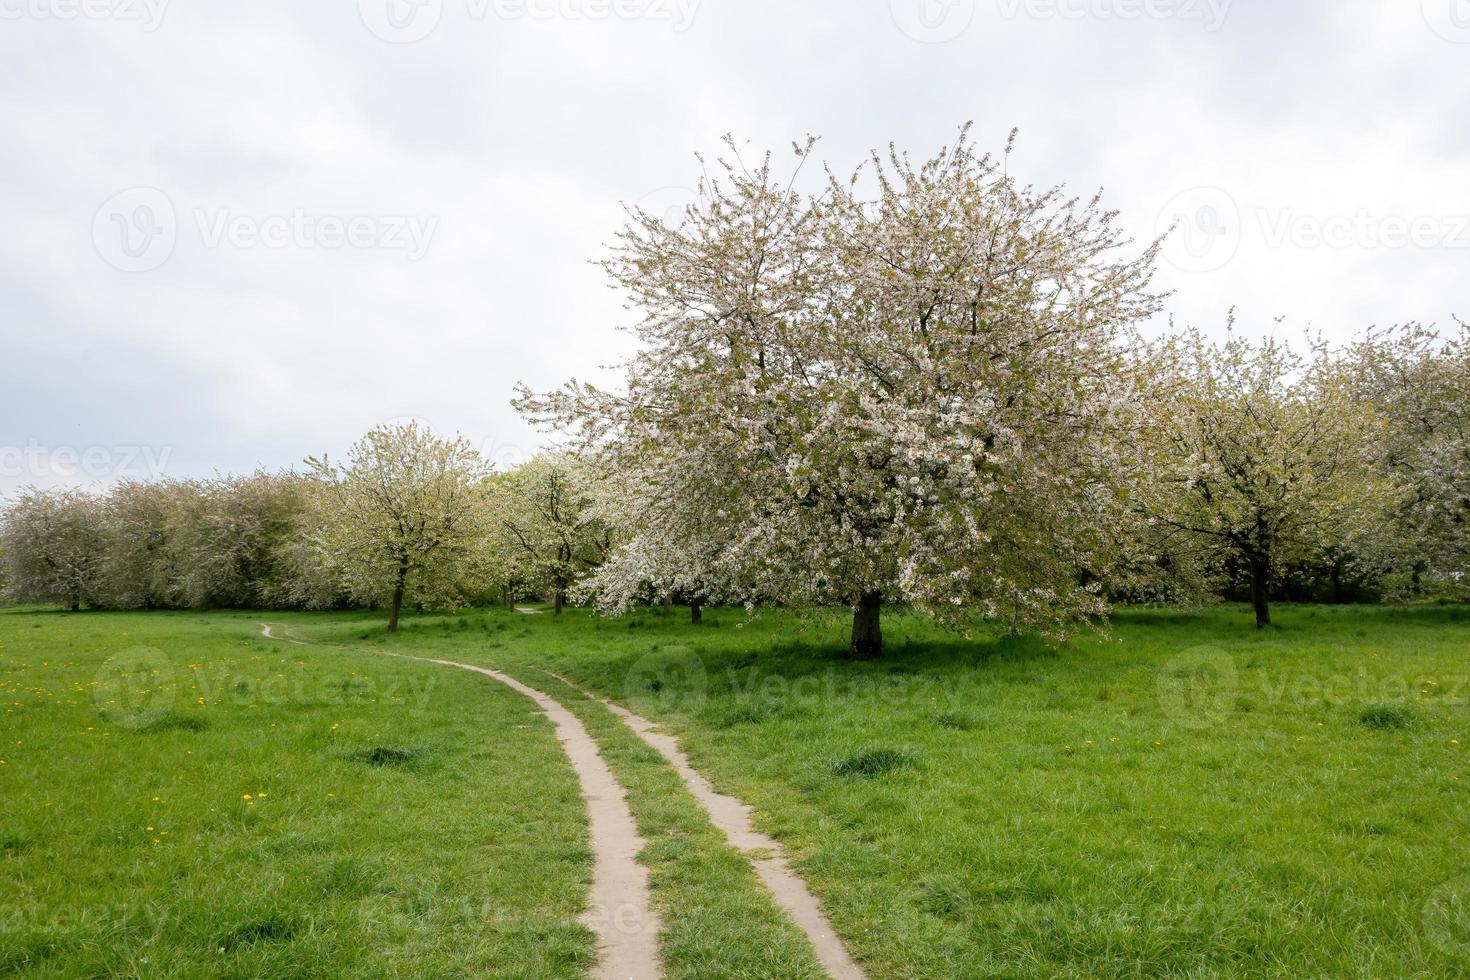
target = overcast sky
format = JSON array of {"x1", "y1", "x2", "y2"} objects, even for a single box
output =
[{"x1": 2, "y1": 0, "x2": 1466, "y2": 495}]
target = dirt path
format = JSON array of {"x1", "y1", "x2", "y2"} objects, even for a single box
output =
[
  {"x1": 257, "y1": 625, "x2": 662, "y2": 979},
  {"x1": 546, "y1": 672, "x2": 867, "y2": 980},
  {"x1": 257, "y1": 622, "x2": 306, "y2": 645}
]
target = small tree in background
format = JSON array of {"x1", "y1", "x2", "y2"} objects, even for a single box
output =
[
  {"x1": 1131, "y1": 324, "x2": 1394, "y2": 628},
  {"x1": 306, "y1": 423, "x2": 492, "y2": 632},
  {"x1": 173, "y1": 472, "x2": 313, "y2": 608},
  {"x1": 95, "y1": 478, "x2": 190, "y2": 608},
  {"x1": 1346, "y1": 320, "x2": 1470, "y2": 595},
  {"x1": 0, "y1": 487, "x2": 106, "y2": 611},
  {"x1": 489, "y1": 454, "x2": 612, "y2": 615}
]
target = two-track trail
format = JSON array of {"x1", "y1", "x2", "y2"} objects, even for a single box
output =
[
  {"x1": 259, "y1": 623, "x2": 660, "y2": 979},
  {"x1": 259, "y1": 621, "x2": 867, "y2": 979},
  {"x1": 544, "y1": 671, "x2": 867, "y2": 980}
]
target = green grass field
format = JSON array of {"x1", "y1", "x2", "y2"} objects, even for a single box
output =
[
  {"x1": 0, "y1": 608, "x2": 593, "y2": 978},
  {"x1": 4, "y1": 603, "x2": 1469, "y2": 977}
]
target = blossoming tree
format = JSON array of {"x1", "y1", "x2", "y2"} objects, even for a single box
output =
[
  {"x1": 1347, "y1": 320, "x2": 1470, "y2": 593},
  {"x1": 1131, "y1": 325, "x2": 1394, "y2": 628},
  {"x1": 305, "y1": 422, "x2": 491, "y2": 631},
  {"x1": 520, "y1": 126, "x2": 1165, "y2": 656},
  {"x1": 488, "y1": 453, "x2": 612, "y2": 614},
  {"x1": 0, "y1": 487, "x2": 106, "y2": 611}
]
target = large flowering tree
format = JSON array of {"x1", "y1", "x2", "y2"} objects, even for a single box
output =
[{"x1": 520, "y1": 127, "x2": 1164, "y2": 657}]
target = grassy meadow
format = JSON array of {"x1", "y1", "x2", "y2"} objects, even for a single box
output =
[
  {"x1": 0, "y1": 608, "x2": 593, "y2": 978},
  {"x1": 3, "y1": 602, "x2": 1469, "y2": 977}
]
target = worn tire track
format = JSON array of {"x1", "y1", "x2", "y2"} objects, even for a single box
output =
[
  {"x1": 258, "y1": 624, "x2": 662, "y2": 979},
  {"x1": 544, "y1": 671, "x2": 867, "y2": 980}
]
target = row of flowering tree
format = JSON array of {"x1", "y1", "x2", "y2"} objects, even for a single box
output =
[
  {"x1": 3, "y1": 129, "x2": 1466, "y2": 650},
  {"x1": 0, "y1": 424, "x2": 612, "y2": 632}
]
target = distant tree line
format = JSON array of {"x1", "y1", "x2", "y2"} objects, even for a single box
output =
[
  {"x1": 3, "y1": 129, "x2": 1467, "y2": 654},
  {"x1": 0, "y1": 426, "x2": 611, "y2": 632}
]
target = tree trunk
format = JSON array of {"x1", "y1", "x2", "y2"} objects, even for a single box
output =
[
  {"x1": 690, "y1": 600, "x2": 703, "y2": 625},
  {"x1": 1249, "y1": 555, "x2": 1271, "y2": 629},
  {"x1": 388, "y1": 583, "x2": 405, "y2": 633},
  {"x1": 849, "y1": 591, "x2": 882, "y2": 659},
  {"x1": 387, "y1": 566, "x2": 407, "y2": 633},
  {"x1": 67, "y1": 592, "x2": 80, "y2": 613},
  {"x1": 554, "y1": 586, "x2": 566, "y2": 616}
]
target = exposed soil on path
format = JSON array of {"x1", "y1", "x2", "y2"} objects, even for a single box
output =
[
  {"x1": 257, "y1": 622, "x2": 306, "y2": 645},
  {"x1": 545, "y1": 672, "x2": 868, "y2": 980},
  {"x1": 258, "y1": 624, "x2": 663, "y2": 979}
]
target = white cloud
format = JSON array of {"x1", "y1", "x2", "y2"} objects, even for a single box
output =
[{"x1": 2, "y1": 0, "x2": 1465, "y2": 495}]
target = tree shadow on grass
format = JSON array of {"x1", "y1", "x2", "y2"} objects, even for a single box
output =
[{"x1": 701, "y1": 630, "x2": 1060, "y2": 692}]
